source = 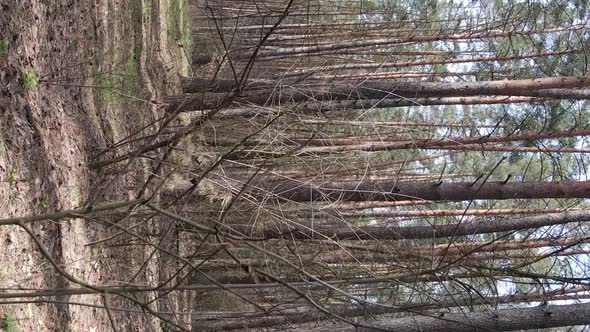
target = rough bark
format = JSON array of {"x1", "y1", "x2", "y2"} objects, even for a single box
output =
[
  {"x1": 172, "y1": 76, "x2": 590, "y2": 111},
  {"x1": 264, "y1": 180, "x2": 590, "y2": 202},
  {"x1": 319, "y1": 248, "x2": 590, "y2": 264},
  {"x1": 439, "y1": 236, "x2": 590, "y2": 255},
  {"x1": 417, "y1": 144, "x2": 590, "y2": 154},
  {"x1": 296, "y1": 128, "x2": 590, "y2": 154},
  {"x1": 202, "y1": 288, "x2": 590, "y2": 330},
  {"x1": 196, "y1": 96, "x2": 550, "y2": 116},
  {"x1": 245, "y1": 210, "x2": 590, "y2": 240},
  {"x1": 353, "y1": 302, "x2": 590, "y2": 332},
  {"x1": 341, "y1": 207, "x2": 576, "y2": 218},
  {"x1": 290, "y1": 96, "x2": 549, "y2": 112}
]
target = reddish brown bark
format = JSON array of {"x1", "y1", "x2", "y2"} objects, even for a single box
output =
[
  {"x1": 265, "y1": 180, "x2": 590, "y2": 203},
  {"x1": 421, "y1": 144, "x2": 590, "y2": 154}
]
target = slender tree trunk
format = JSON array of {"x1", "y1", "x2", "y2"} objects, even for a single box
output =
[
  {"x1": 326, "y1": 235, "x2": 590, "y2": 258},
  {"x1": 292, "y1": 95, "x2": 546, "y2": 112},
  {"x1": 319, "y1": 247, "x2": 590, "y2": 265},
  {"x1": 306, "y1": 71, "x2": 513, "y2": 80},
  {"x1": 284, "y1": 49, "x2": 577, "y2": 75},
  {"x1": 438, "y1": 236, "x2": 590, "y2": 255},
  {"x1": 420, "y1": 144, "x2": 590, "y2": 154},
  {"x1": 296, "y1": 128, "x2": 590, "y2": 154},
  {"x1": 238, "y1": 210, "x2": 590, "y2": 240},
  {"x1": 341, "y1": 208, "x2": 578, "y2": 218},
  {"x1": 300, "y1": 119, "x2": 506, "y2": 129},
  {"x1": 251, "y1": 25, "x2": 589, "y2": 59}
]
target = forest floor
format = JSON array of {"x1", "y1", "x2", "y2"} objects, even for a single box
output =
[{"x1": 0, "y1": 0, "x2": 201, "y2": 330}]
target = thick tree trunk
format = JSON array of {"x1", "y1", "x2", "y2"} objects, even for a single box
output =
[
  {"x1": 204, "y1": 287, "x2": 588, "y2": 331},
  {"x1": 353, "y1": 302, "x2": 590, "y2": 332},
  {"x1": 245, "y1": 210, "x2": 590, "y2": 240},
  {"x1": 264, "y1": 180, "x2": 590, "y2": 202},
  {"x1": 194, "y1": 96, "x2": 549, "y2": 116},
  {"x1": 172, "y1": 76, "x2": 590, "y2": 111},
  {"x1": 201, "y1": 290, "x2": 590, "y2": 331}
]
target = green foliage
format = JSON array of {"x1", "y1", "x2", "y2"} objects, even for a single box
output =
[
  {"x1": 160, "y1": 321, "x2": 171, "y2": 332},
  {"x1": 142, "y1": 2, "x2": 152, "y2": 16},
  {"x1": 181, "y1": 0, "x2": 191, "y2": 58},
  {"x1": 167, "y1": 0, "x2": 182, "y2": 47},
  {"x1": 1, "y1": 313, "x2": 21, "y2": 332},
  {"x1": 93, "y1": 71, "x2": 117, "y2": 104},
  {"x1": 123, "y1": 48, "x2": 139, "y2": 95},
  {"x1": 7, "y1": 168, "x2": 18, "y2": 207},
  {"x1": 21, "y1": 66, "x2": 39, "y2": 92},
  {"x1": 0, "y1": 40, "x2": 7, "y2": 57},
  {"x1": 40, "y1": 195, "x2": 49, "y2": 209},
  {"x1": 93, "y1": 48, "x2": 139, "y2": 104},
  {"x1": 0, "y1": 127, "x2": 6, "y2": 161}
]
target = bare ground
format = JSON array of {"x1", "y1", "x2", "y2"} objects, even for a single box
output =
[{"x1": 0, "y1": 0, "x2": 194, "y2": 330}]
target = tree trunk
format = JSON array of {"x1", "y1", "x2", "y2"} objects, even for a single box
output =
[
  {"x1": 264, "y1": 180, "x2": 590, "y2": 202},
  {"x1": 341, "y1": 207, "x2": 576, "y2": 218},
  {"x1": 202, "y1": 96, "x2": 549, "y2": 117},
  {"x1": 203, "y1": 287, "x2": 590, "y2": 330},
  {"x1": 292, "y1": 94, "x2": 544, "y2": 110},
  {"x1": 251, "y1": 25, "x2": 589, "y2": 59},
  {"x1": 353, "y1": 302, "x2": 590, "y2": 332},
  {"x1": 439, "y1": 236, "x2": 590, "y2": 255},
  {"x1": 245, "y1": 210, "x2": 590, "y2": 240},
  {"x1": 174, "y1": 76, "x2": 590, "y2": 111},
  {"x1": 284, "y1": 49, "x2": 577, "y2": 76},
  {"x1": 296, "y1": 128, "x2": 590, "y2": 154}
]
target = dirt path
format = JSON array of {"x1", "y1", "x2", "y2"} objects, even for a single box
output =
[{"x1": 0, "y1": 0, "x2": 192, "y2": 330}]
